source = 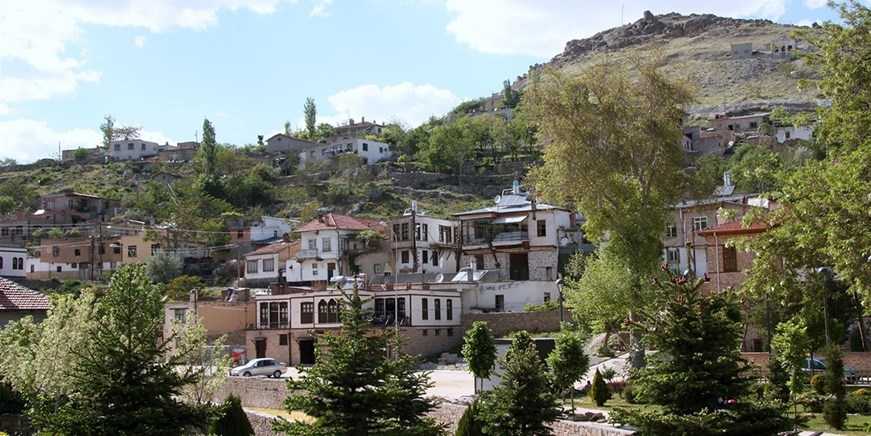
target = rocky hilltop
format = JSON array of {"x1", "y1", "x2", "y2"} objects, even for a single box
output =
[{"x1": 520, "y1": 12, "x2": 823, "y2": 116}]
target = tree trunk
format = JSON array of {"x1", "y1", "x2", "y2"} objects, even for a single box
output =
[{"x1": 629, "y1": 310, "x2": 645, "y2": 369}]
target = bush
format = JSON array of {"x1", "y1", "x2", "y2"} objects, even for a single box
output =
[
  {"x1": 210, "y1": 394, "x2": 253, "y2": 436},
  {"x1": 623, "y1": 382, "x2": 638, "y2": 404},
  {"x1": 824, "y1": 400, "x2": 848, "y2": 430},
  {"x1": 610, "y1": 401, "x2": 793, "y2": 436},
  {"x1": 846, "y1": 392, "x2": 871, "y2": 414},
  {"x1": 590, "y1": 369, "x2": 611, "y2": 407},
  {"x1": 455, "y1": 398, "x2": 484, "y2": 436},
  {"x1": 810, "y1": 374, "x2": 826, "y2": 394}
]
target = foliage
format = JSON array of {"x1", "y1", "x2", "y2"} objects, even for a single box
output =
[
  {"x1": 523, "y1": 300, "x2": 560, "y2": 312},
  {"x1": 455, "y1": 398, "x2": 484, "y2": 436},
  {"x1": 304, "y1": 97, "x2": 317, "y2": 138},
  {"x1": 610, "y1": 401, "x2": 792, "y2": 436},
  {"x1": 73, "y1": 147, "x2": 89, "y2": 161},
  {"x1": 211, "y1": 394, "x2": 254, "y2": 436},
  {"x1": 771, "y1": 317, "x2": 811, "y2": 409},
  {"x1": 589, "y1": 369, "x2": 611, "y2": 407},
  {"x1": 164, "y1": 275, "x2": 204, "y2": 301},
  {"x1": 461, "y1": 321, "x2": 497, "y2": 394},
  {"x1": 810, "y1": 374, "x2": 826, "y2": 395},
  {"x1": 502, "y1": 79, "x2": 520, "y2": 109},
  {"x1": 100, "y1": 115, "x2": 141, "y2": 148},
  {"x1": 526, "y1": 58, "x2": 692, "y2": 367},
  {"x1": 275, "y1": 284, "x2": 444, "y2": 436},
  {"x1": 729, "y1": 143, "x2": 783, "y2": 192},
  {"x1": 0, "y1": 382, "x2": 25, "y2": 414},
  {"x1": 547, "y1": 329, "x2": 589, "y2": 411},
  {"x1": 146, "y1": 252, "x2": 183, "y2": 284},
  {"x1": 478, "y1": 331, "x2": 561, "y2": 436},
  {"x1": 823, "y1": 345, "x2": 847, "y2": 429}
]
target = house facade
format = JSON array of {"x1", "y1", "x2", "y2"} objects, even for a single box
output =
[
  {"x1": 265, "y1": 134, "x2": 320, "y2": 155},
  {"x1": 293, "y1": 214, "x2": 386, "y2": 283},
  {"x1": 298, "y1": 137, "x2": 392, "y2": 167},
  {"x1": 157, "y1": 141, "x2": 199, "y2": 162},
  {"x1": 0, "y1": 247, "x2": 27, "y2": 278},
  {"x1": 0, "y1": 278, "x2": 50, "y2": 327},
  {"x1": 107, "y1": 139, "x2": 161, "y2": 160},
  {"x1": 35, "y1": 190, "x2": 115, "y2": 225},
  {"x1": 245, "y1": 282, "x2": 462, "y2": 365},
  {"x1": 332, "y1": 117, "x2": 385, "y2": 137},
  {"x1": 389, "y1": 209, "x2": 457, "y2": 275},
  {"x1": 244, "y1": 240, "x2": 300, "y2": 287}
]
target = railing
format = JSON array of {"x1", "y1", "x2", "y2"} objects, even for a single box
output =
[
  {"x1": 296, "y1": 249, "x2": 320, "y2": 259},
  {"x1": 492, "y1": 231, "x2": 528, "y2": 244}
]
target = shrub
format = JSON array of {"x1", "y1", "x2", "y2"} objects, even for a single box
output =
[
  {"x1": 623, "y1": 382, "x2": 638, "y2": 404},
  {"x1": 210, "y1": 394, "x2": 253, "y2": 436},
  {"x1": 810, "y1": 374, "x2": 826, "y2": 394},
  {"x1": 855, "y1": 388, "x2": 870, "y2": 396},
  {"x1": 590, "y1": 369, "x2": 611, "y2": 407},
  {"x1": 455, "y1": 398, "x2": 484, "y2": 436},
  {"x1": 846, "y1": 392, "x2": 871, "y2": 415},
  {"x1": 824, "y1": 345, "x2": 847, "y2": 430}
]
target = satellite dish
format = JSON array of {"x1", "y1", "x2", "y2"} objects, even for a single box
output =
[
  {"x1": 494, "y1": 195, "x2": 501, "y2": 204},
  {"x1": 435, "y1": 273, "x2": 444, "y2": 283}
]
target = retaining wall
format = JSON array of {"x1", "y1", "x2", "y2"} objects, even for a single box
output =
[{"x1": 463, "y1": 310, "x2": 564, "y2": 338}]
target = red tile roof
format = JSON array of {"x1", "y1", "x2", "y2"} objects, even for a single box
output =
[
  {"x1": 697, "y1": 220, "x2": 768, "y2": 236},
  {"x1": 0, "y1": 279, "x2": 51, "y2": 311},
  {"x1": 295, "y1": 213, "x2": 383, "y2": 233},
  {"x1": 246, "y1": 240, "x2": 300, "y2": 257}
]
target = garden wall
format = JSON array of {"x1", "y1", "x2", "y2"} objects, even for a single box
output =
[
  {"x1": 742, "y1": 351, "x2": 871, "y2": 374},
  {"x1": 463, "y1": 310, "x2": 564, "y2": 338}
]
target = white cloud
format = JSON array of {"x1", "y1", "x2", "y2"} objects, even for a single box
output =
[
  {"x1": 794, "y1": 19, "x2": 815, "y2": 27},
  {"x1": 0, "y1": 119, "x2": 175, "y2": 163},
  {"x1": 133, "y1": 35, "x2": 147, "y2": 48},
  {"x1": 310, "y1": 0, "x2": 333, "y2": 17},
  {"x1": 443, "y1": 0, "x2": 788, "y2": 57},
  {"x1": 0, "y1": 0, "x2": 293, "y2": 111},
  {"x1": 805, "y1": 0, "x2": 829, "y2": 8},
  {"x1": 319, "y1": 82, "x2": 462, "y2": 128}
]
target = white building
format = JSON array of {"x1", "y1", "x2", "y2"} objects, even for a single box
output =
[
  {"x1": 249, "y1": 216, "x2": 294, "y2": 242},
  {"x1": 389, "y1": 206, "x2": 458, "y2": 275},
  {"x1": 0, "y1": 247, "x2": 28, "y2": 278},
  {"x1": 775, "y1": 125, "x2": 814, "y2": 143},
  {"x1": 293, "y1": 213, "x2": 386, "y2": 282},
  {"x1": 299, "y1": 137, "x2": 392, "y2": 167},
  {"x1": 243, "y1": 240, "x2": 300, "y2": 287},
  {"x1": 107, "y1": 139, "x2": 161, "y2": 160}
]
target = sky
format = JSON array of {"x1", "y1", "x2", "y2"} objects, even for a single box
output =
[{"x1": 0, "y1": 0, "x2": 844, "y2": 162}]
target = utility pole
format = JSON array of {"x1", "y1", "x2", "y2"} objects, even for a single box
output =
[
  {"x1": 89, "y1": 235, "x2": 95, "y2": 281},
  {"x1": 97, "y1": 219, "x2": 103, "y2": 280},
  {"x1": 410, "y1": 201, "x2": 418, "y2": 273}
]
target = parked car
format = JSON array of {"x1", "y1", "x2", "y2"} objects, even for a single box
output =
[
  {"x1": 802, "y1": 357, "x2": 858, "y2": 382},
  {"x1": 230, "y1": 358, "x2": 286, "y2": 378}
]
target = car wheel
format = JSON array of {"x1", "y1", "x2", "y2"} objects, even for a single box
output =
[
  {"x1": 243, "y1": 371, "x2": 251, "y2": 377},
  {"x1": 273, "y1": 370, "x2": 282, "y2": 378}
]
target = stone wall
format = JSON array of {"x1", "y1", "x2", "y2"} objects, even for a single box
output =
[
  {"x1": 742, "y1": 351, "x2": 871, "y2": 374},
  {"x1": 463, "y1": 310, "x2": 563, "y2": 337},
  {"x1": 245, "y1": 410, "x2": 281, "y2": 436},
  {"x1": 400, "y1": 326, "x2": 464, "y2": 358},
  {"x1": 214, "y1": 376, "x2": 291, "y2": 409}
]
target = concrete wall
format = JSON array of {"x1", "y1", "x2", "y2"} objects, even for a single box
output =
[
  {"x1": 462, "y1": 310, "x2": 563, "y2": 338},
  {"x1": 462, "y1": 280, "x2": 558, "y2": 313}
]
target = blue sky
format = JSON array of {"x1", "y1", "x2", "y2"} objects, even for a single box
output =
[{"x1": 0, "y1": 0, "x2": 843, "y2": 162}]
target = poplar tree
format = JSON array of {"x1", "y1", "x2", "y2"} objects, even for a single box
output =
[
  {"x1": 462, "y1": 321, "x2": 496, "y2": 393},
  {"x1": 304, "y1": 98, "x2": 317, "y2": 138}
]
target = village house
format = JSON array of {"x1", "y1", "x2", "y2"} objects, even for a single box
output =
[
  {"x1": 332, "y1": 117, "x2": 385, "y2": 137},
  {"x1": 0, "y1": 278, "x2": 50, "y2": 327},
  {"x1": 164, "y1": 288, "x2": 255, "y2": 363},
  {"x1": 264, "y1": 134, "x2": 320, "y2": 155},
  {"x1": 34, "y1": 189, "x2": 116, "y2": 225},
  {"x1": 61, "y1": 147, "x2": 104, "y2": 162},
  {"x1": 106, "y1": 138, "x2": 161, "y2": 160},
  {"x1": 244, "y1": 240, "x2": 300, "y2": 287},
  {"x1": 0, "y1": 246, "x2": 27, "y2": 278},
  {"x1": 26, "y1": 235, "x2": 123, "y2": 280},
  {"x1": 298, "y1": 137, "x2": 392, "y2": 167},
  {"x1": 156, "y1": 141, "x2": 199, "y2": 162},
  {"x1": 389, "y1": 205, "x2": 458, "y2": 275},
  {"x1": 293, "y1": 213, "x2": 387, "y2": 282},
  {"x1": 246, "y1": 280, "x2": 462, "y2": 365},
  {"x1": 229, "y1": 216, "x2": 294, "y2": 245}
]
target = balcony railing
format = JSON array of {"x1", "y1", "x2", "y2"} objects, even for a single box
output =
[
  {"x1": 465, "y1": 231, "x2": 529, "y2": 246},
  {"x1": 297, "y1": 249, "x2": 320, "y2": 259}
]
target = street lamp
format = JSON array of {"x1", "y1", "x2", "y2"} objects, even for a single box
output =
[{"x1": 555, "y1": 275, "x2": 564, "y2": 323}]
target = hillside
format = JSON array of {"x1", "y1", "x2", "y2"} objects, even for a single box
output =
[{"x1": 518, "y1": 12, "x2": 822, "y2": 116}]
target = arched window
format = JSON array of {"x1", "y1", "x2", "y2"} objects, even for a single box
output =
[
  {"x1": 327, "y1": 299, "x2": 339, "y2": 323},
  {"x1": 17, "y1": 257, "x2": 23, "y2": 270},
  {"x1": 318, "y1": 300, "x2": 328, "y2": 324}
]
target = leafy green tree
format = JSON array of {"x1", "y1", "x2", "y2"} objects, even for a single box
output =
[
  {"x1": 479, "y1": 331, "x2": 560, "y2": 436},
  {"x1": 417, "y1": 119, "x2": 473, "y2": 175},
  {"x1": 547, "y1": 329, "x2": 589, "y2": 411},
  {"x1": 0, "y1": 195, "x2": 15, "y2": 215},
  {"x1": 198, "y1": 118, "x2": 223, "y2": 197},
  {"x1": 275, "y1": 284, "x2": 444, "y2": 436},
  {"x1": 146, "y1": 252, "x2": 183, "y2": 284},
  {"x1": 165, "y1": 275, "x2": 204, "y2": 300},
  {"x1": 525, "y1": 59, "x2": 692, "y2": 368},
  {"x1": 73, "y1": 147, "x2": 88, "y2": 161},
  {"x1": 100, "y1": 115, "x2": 115, "y2": 148},
  {"x1": 211, "y1": 394, "x2": 254, "y2": 436},
  {"x1": 589, "y1": 369, "x2": 610, "y2": 407},
  {"x1": 304, "y1": 97, "x2": 317, "y2": 138},
  {"x1": 502, "y1": 79, "x2": 519, "y2": 109},
  {"x1": 688, "y1": 154, "x2": 729, "y2": 198},
  {"x1": 284, "y1": 121, "x2": 291, "y2": 136},
  {"x1": 462, "y1": 321, "x2": 497, "y2": 393},
  {"x1": 729, "y1": 143, "x2": 783, "y2": 192},
  {"x1": 315, "y1": 123, "x2": 335, "y2": 139},
  {"x1": 823, "y1": 345, "x2": 847, "y2": 429},
  {"x1": 771, "y1": 317, "x2": 811, "y2": 417}
]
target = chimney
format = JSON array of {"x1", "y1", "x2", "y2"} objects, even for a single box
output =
[
  {"x1": 349, "y1": 118, "x2": 355, "y2": 125},
  {"x1": 361, "y1": 116, "x2": 365, "y2": 123}
]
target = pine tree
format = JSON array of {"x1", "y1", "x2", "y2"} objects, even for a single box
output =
[
  {"x1": 589, "y1": 369, "x2": 610, "y2": 407},
  {"x1": 275, "y1": 283, "x2": 444, "y2": 436},
  {"x1": 462, "y1": 321, "x2": 496, "y2": 393},
  {"x1": 479, "y1": 331, "x2": 561, "y2": 436},
  {"x1": 823, "y1": 345, "x2": 847, "y2": 429},
  {"x1": 211, "y1": 394, "x2": 254, "y2": 436}
]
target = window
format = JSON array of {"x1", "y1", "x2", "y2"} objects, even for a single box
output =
[
  {"x1": 546, "y1": 266, "x2": 553, "y2": 281},
  {"x1": 722, "y1": 246, "x2": 738, "y2": 273},
  {"x1": 114, "y1": 143, "x2": 121, "y2": 151},
  {"x1": 266, "y1": 302, "x2": 289, "y2": 328},
  {"x1": 301, "y1": 302, "x2": 314, "y2": 324},
  {"x1": 56, "y1": 266, "x2": 62, "y2": 272},
  {"x1": 750, "y1": 121, "x2": 758, "y2": 129},
  {"x1": 141, "y1": 143, "x2": 146, "y2": 150},
  {"x1": 398, "y1": 298, "x2": 406, "y2": 322},
  {"x1": 420, "y1": 224, "x2": 428, "y2": 241},
  {"x1": 74, "y1": 248, "x2": 81, "y2": 257},
  {"x1": 434, "y1": 299, "x2": 441, "y2": 320},
  {"x1": 393, "y1": 224, "x2": 400, "y2": 241},
  {"x1": 322, "y1": 237, "x2": 332, "y2": 252},
  {"x1": 666, "y1": 248, "x2": 681, "y2": 273},
  {"x1": 692, "y1": 216, "x2": 709, "y2": 231},
  {"x1": 439, "y1": 225, "x2": 452, "y2": 243},
  {"x1": 495, "y1": 295, "x2": 504, "y2": 312},
  {"x1": 401, "y1": 223, "x2": 409, "y2": 241},
  {"x1": 432, "y1": 251, "x2": 439, "y2": 266},
  {"x1": 474, "y1": 255, "x2": 484, "y2": 270},
  {"x1": 113, "y1": 245, "x2": 121, "y2": 254},
  {"x1": 151, "y1": 244, "x2": 160, "y2": 256},
  {"x1": 70, "y1": 263, "x2": 77, "y2": 269},
  {"x1": 247, "y1": 260, "x2": 258, "y2": 274},
  {"x1": 0, "y1": 228, "x2": 6, "y2": 237},
  {"x1": 537, "y1": 219, "x2": 547, "y2": 237},
  {"x1": 173, "y1": 308, "x2": 187, "y2": 322},
  {"x1": 665, "y1": 224, "x2": 678, "y2": 238},
  {"x1": 422, "y1": 250, "x2": 429, "y2": 264},
  {"x1": 312, "y1": 263, "x2": 319, "y2": 276},
  {"x1": 374, "y1": 298, "x2": 385, "y2": 320},
  {"x1": 0, "y1": 257, "x2": 3, "y2": 269},
  {"x1": 544, "y1": 292, "x2": 551, "y2": 303},
  {"x1": 415, "y1": 223, "x2": 421, "y2": 241},
  {"x1": 128, "y1": 245, "x2": 137, "y2": 258},
  {"x1": 785, "y1": 130, "x2": 791, "y2": 139},
  {"x1": 127, "y1": 142, "x2": 134, "y2": 150},
  {"x1": 327, "y1": 299, "x2": 339, "y2": 323},
  {"x1": 447, "y1": 328, "x2": 454, "y2": 336},
  {"x1": 422, "y1": 329, "x2": 428, "y2": 336},
  {"x1": 362, "y1": 143, "x2": 368, "y2": 151},
  {"x1": 279, "y1": 334, "x2": 288, "y2": 346},
  {"x1": 308, "y1": 239, "x2": 316, "y2": 250},
  {"x1": 421, "y1": 298, "x2": 428, "y2": 320},
  {"x1": 435, "y1": 328, "x2": 441, "y2": 336},
  {"x1": 263, "y1": 258, "x2": 275, "y2": 272},
  {"x1": 259, "y1": 303, "x2": 269, "y2": 328},
  {"x1": 374, "y1": 263, "x2": 384, "y2": 274},
  {"x1": 446, "y1": 299, "x2": 453, "y2": 320},
  {"x1": 401, "y1": 250, "x2": 410, "y2": 264},
  {"x1": 52, "y1": 246, "x2": 59, "y2": 257}
]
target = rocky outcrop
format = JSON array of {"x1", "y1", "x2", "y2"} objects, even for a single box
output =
[{"x1": 551, "y1": 12, "x2": 779, "y2": 65}]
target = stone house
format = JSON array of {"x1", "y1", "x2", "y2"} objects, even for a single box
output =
[
  {"x1": 0, "y1": 278, "x2": 50, "y2": 327},
  {"x1": 107, "y1": 139, "x2": 161, "y2": 160},
  {"x1": 0, "y1": 246, "x2": 27, "y2": 278},
  {"x1": 331, "y1": 117, "x2": 385, "y2": 138},
  {"x1": 298, "y1": 137, "x2": 392, "y2": 167},
  {"x1": 264, "y1": 134, "x2": 320, "y2": 155},
  {"x1": 293, "y1": 213, "x2": 387, "y2": 283},
  {"x1": 389, "y1": 207, "x2": 458, "y2": 275}
]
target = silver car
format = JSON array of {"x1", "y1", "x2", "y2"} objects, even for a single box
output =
[{"x1": 229, "y1": 358, "x2": 286, "y2": 378}]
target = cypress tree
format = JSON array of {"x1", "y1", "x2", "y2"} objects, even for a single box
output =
[
  {"x1": 211, "y1": 394, "x2": 254, "y2": 436},
  {"x1": 589, "y1": 369, "x2": 610, "y2": 407},
  {"x1": 823, "y1": 345, "x2": 847, "y2": 429}
]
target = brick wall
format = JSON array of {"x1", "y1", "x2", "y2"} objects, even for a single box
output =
[{"x1": 463, "y1": 310, "x2": 563, "y2": 337}]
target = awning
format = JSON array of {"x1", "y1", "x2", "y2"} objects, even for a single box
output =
[{"x1": 492, "y1": 215, "x2": 527, "y2": 225}]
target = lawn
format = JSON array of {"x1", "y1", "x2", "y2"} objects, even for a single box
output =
[
  {"x1": 561, "y1": 392, "x2": 656, "y2": 414},
  {"x1": 803, "y1": 414, "x2": 871, "y2": 435}
]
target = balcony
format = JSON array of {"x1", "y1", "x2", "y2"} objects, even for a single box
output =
[
  {"x1": 464, "y1": 231, "x2": 529, "y2": 247},
  {"x1": 297, "y1": 249, "x2": 320, "y2": 259}
]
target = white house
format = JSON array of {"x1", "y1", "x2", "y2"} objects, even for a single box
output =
[
  {"x1": 0, "y1": 247, "x2": 28, "y2": 278},
  {"x1": 250, "y1": 216, "x2": 294, "y2": 242},
  {"x1": 775, "y1": 125, "x2": 814, "y2": 143},
  {"x1": 107, "y1": 139, "x2": 161, "y2": 160},
  {"x1": 244, "y1": 240, "x2": 300, "y2": 286},
  {"x1": 389, "y1": 206, "x2": 458, "y2": 275},
  {"x1": 294, "y1": 213, "x2": 386, "y2": 282},
  {"x1": 299, "y1": 137, "x2": 392, "y2": 167}
]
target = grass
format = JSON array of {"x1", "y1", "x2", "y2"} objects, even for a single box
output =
[
  {"x1": 803, "y1": 413, "x2": 871, "y2": 435},
  {"x1": 245, "y1": 407, "x2": 313, "y2": 424},
  {"x1": 561, "y1": 392, "x2": 656, "y2": 414}
]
